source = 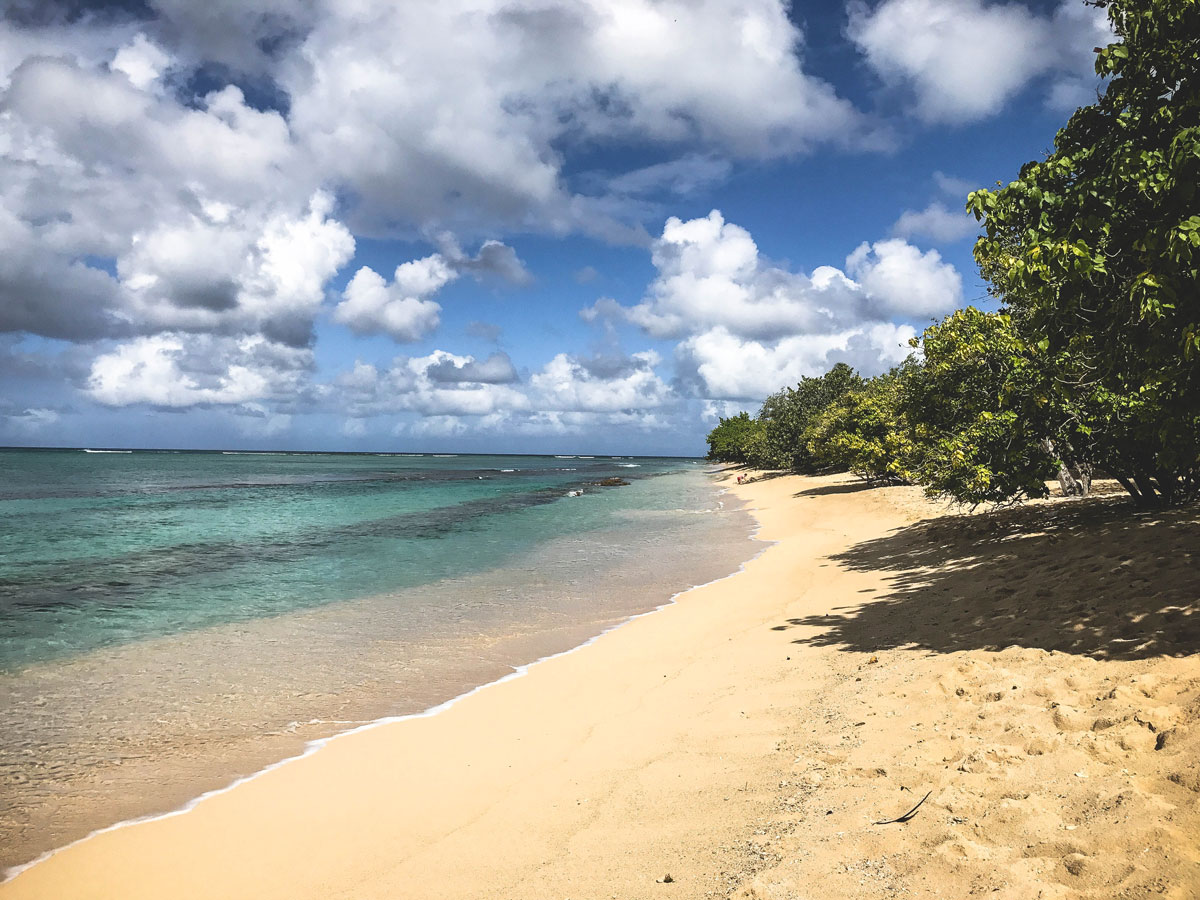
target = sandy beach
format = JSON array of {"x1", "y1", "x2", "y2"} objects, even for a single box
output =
[{"x1": 3, "y1": 471, "x2": 1198, "y2": 899}]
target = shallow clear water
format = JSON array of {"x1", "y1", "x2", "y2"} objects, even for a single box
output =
[
  {"x1": 0, "y1": 449, "x2": 757, "y2": 871},
  {"x1": 1, "y1": 449, "x2": 720, "y2": 671}
]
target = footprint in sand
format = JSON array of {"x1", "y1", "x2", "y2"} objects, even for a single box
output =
[
  {"x1": 1051, "y1": 705, "x2": 1090, "y2": 732},
  {"x1": 1024, "y1": 736, "x2": 1056, "y2": 756},
  {"x1": 1167, "y1": 770, "x2": 1200, "y2": 793}
]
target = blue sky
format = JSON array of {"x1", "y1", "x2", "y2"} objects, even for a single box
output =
[{"x1": 0, "y1": 0, "x2": 1112, "y2": 454}]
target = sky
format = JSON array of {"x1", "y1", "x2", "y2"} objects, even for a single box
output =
[{"x1": 0, "y1": 0, "x2": 1113, "y2": 455}]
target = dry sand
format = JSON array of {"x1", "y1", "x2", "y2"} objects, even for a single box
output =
[{"x1": 2, "y1": 471, "x2": 1198, "y2": 899}]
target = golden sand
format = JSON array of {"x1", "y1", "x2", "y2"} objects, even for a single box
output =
[{"x1": 3, "y1": 472, "x2": 1197, "y2": 899}]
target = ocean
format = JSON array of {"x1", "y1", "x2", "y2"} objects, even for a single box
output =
[{"x1": 0, "y1": 448, "x2": 757, "y2": 872}]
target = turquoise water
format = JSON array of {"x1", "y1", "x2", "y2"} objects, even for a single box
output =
[
  {"x1": 0, "y1": 449, "x2": 712, "y2": 672},
  {"x1": 0, "y1": 448, "x2": 756, "y2": 872}
]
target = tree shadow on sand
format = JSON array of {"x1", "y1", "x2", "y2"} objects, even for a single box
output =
[
  {"x1": 782, "y1": 496, "x2": 1200, "y2": 660},
  {"x1": 793, "y1": 480, "x2": 903, "y2": 499}
]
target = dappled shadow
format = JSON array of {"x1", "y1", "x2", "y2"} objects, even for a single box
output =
[
  {"x1": 780, "y1": 496, "x2": 1200, "y2": 660},
  {"x1": 721, "y1": 469, "x2": 791, "y2": 485},
  {"x1": 793, "y1": 480, "x2": 900, "y2": 498},
  {"x1": 713, "y1": 465, "x2": 792, "y2": 486},
  {"x1": 745, "y1": 470, "x2": 790, "y2": 483}
]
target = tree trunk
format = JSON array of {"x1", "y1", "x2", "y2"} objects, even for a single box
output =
[
  {"x1": 1114, "y1": 474, "x2": 1142, "y2": 502},
  {"x1": 1042, "y1": 438, "x2": 1091, "y2": 497},
  {"x1": 1152, "y1": 467, "x2": 1181, "y2": 505},
  {"x1": 1133, "y1": 473, "x2": 1161, "y2": 506}
]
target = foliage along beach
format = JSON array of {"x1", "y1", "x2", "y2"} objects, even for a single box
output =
[{"x1": 709, "y1": 0, "x2": 1198, "y2": 509}]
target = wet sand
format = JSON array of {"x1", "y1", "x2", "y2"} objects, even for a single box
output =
[{"x1": 3, "y1": 471, "x2": 1198, "y2": 899}]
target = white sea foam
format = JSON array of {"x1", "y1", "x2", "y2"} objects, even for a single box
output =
[{"x1": 82, "y1": 449, "x2": 132, "y2": 454}]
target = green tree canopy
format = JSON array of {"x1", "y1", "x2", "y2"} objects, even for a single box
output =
[
  {"x1": 968, "y1": 0, "x2": 1200, "y2": 504},
  {"x1": 806, "y1": 365, "x2": 915, "y2": 484},
  {"x1": 899, "y1": 309, "x2": 1059, "y2": 505},
  {"x1": 705, "y1": 411, "x2": 762, "y2": 463},
  {"x1": 752, "y1": 363, "x2": 862, "y2": 471}
]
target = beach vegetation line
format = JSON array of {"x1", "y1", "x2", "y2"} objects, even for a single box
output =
[{"x1": 709, "y1": 0, "x2": 1199, "y2": 508}]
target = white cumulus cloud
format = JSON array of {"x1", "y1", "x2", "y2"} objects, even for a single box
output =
[
  {"x1": 333, "y1": 261, "x2": 449, "y2": 343},
  {"x1": 590, "y1": 210, "x2": 957, "y2": 399},
  {"x1": 281, "y1": 0, "x2": 870, "y2": 235},
  {"x1": 891, "y1": 170, "x2": 983, "y2": 244},
  {"x1": 332, "y1": 237, "x2": 532, "y2": 342},
  {"x1": 675, "y1": 323, "x2": 916, "y2": 401},
  {"x1": 848, "y1": 0, "x2": 1111, "y2": 123},
  {"x1": 110, "y1": 33, "x2": 170, "y2": 90},
  {"x1": 0, "y1": 50, "x2": 331, "y2": 347},
  {"x1": 531, "y1": 351, "x2": 672, "y2": 413},
  {"x1": 845, "y1": 238, "x2": 963, "y2": 318},
  {"x1": 596, "y1": 210, "x2": 868, "y2": 340},
  {"x1": 891, "y1": 200, "x2": 978, "y2": 243},
  {"x1": 119, "y1": 192, "x2": 355, "y2": 346},
  {"x1": 87, "y1": 334, "x2": 313, "y2": 407}
]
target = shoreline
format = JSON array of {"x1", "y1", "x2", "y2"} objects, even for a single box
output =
[
  {"x1": 3, "y1": 471, "x2": 1197, "y2": 898},
  {"x1": 1, "y1": 466, "x2": 766, "y2": 883}
]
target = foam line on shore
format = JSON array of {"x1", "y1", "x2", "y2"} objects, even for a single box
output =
[{"x1": 2, "y1": 472, "x2": 770, "y2": 886}]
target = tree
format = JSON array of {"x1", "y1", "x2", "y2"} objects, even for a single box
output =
[
  {"x1": 898, "y1": 309, "x2": 1060, "y2": 505},
  {"x1": 806, "y1": 365, "x2": 915, "y2": 483},
  {"x1": 968, "y1": 0, "x2": 1200, "y2": 505},
  {"x1": 705, "y1": 411, "x2": 763, "y2": 463},
  {"x1": 752, "y1": 363, "x2": 862, "y2": 471}
]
